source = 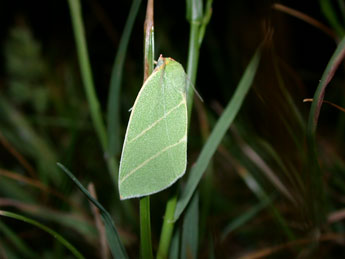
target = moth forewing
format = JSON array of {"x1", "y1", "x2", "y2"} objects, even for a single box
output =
[{"x1": 118, "y1": 57, "x2": 188, "y2": 200}]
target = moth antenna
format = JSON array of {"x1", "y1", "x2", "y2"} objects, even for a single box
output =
[{"x1": 185, "y1": 75, "x2": 203, "y2": 102}]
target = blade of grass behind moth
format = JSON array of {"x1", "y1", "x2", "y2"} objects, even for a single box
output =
[
  {"x1": 319, "y1": 0, "x2": 345, "y2": 37},
  {"x1": 0, "y1": 130, "x2": 36, "y2": 178},
  {"x1": 67, "y1": 0, "x2": 120, "y2": 186},
  {"x1": 256, "y1": 139, "x2": 305, "y2": 202},
  {"x1": 185, "y1": 0, "x2": 204, "y2": 116},
  {"x1": 271, "y1": 44, "x2": 305, "y2": 132},
  {"x1": 0, "y1": 96, "x2": 59, "y2": 184},
  {"x1": 0, "y1": 210, "x2": 85, "y2": 259},
  {"x1": 218, "y1": 145, "x2": 295, "y2": 241},
  {"x1": 221, "y1": 196, "x2": 274, "y2": 241},
  {"x1": 0, "y1": 168, "x2": 78, "y2": 208},
  {"x1": 169, "y1": 228, "x2": 181, "y2": 259},
  {"x1": 181, "y1": 192, "x2": 199, "y2": 259},
  {"x1": 0, "y1": 198, "x2": 96, "y2": 238},
  {"x1": 139, "y1": 1, "x2": 154, "y2": 259},
  {"x1": 194, "y1": 97, "x2": 214, "y2": 240},
  {"x1": 0, "y1": 178, "x2": 35, "y2": 203},
  {"x1": 272, "y1": 3, "x2": 337, "y2": 40},
  {"x1": 107, "y1": 0, "x2": 142, "y2": 156},
  {"x1": 57, "y1": 163, "x2": 128, "y2": 259},
  {"x1": 88, "y1": 183, "x2": 109, "y2": 259},
  {"x1": 337, "y1": 0, "x2": 345, "y2": 25},
  {"x1": 209, "y1": 236, "x2": 215, "y2": 259},
  {"x1": 0, "y1": 220, "x2": 38, "y2": 259},
  {"x1": 67, "y1": 0, "x2": 107, "y2": 151},
  {"x1": 174, "y1": 46, "x2": 262, "y2": 221},
  {"x1": 231, "y1": 128, "x2": 296, "y2": 205},
  {"x1": 306, "y1": 34, "x2": 345, "y2": 226},
  {"x1": 240, "y1": 233, "x2": 343, "y2": 259}
]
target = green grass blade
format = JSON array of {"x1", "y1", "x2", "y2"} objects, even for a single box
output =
[
  {"x1": 307, "y1": 35, "x2": 345, "y2": 136},
  {"x1": 0, "y1": 220, "x2": 38, "y2": 259},
  {"x1": 67, "y1": 0, "x2": 107, "y2": 151},
  {"x1": 233, "y1": 157, "x2": 295, "y2": 241},
  {"x1": 68, "y1": 0, "x2": 119, "y2": 189},
  {"x1": 107, "y1": 0, "x2": 142, "y2": 156},
  {"x1": 137, "y1": 1, "x2": 154, "y2": 259},
  {"x1": 0, "y1": 96, "x2": 60, "y2": 184},
  {"x1": 181, "y1": 192, "x2": 199, "y2": 259},
  {"x1": 221, "y1": 196, "x2": 274, "y2": 241},
  {"x1": 157, "y1": 194, "x2": 177, "y2": 259},
  {"x1": 174, "y1": 47, "x2": 262, "y2": 221},
  {"x1": 319, "y1": 0, "x2": 345, "y2": 37},
  {"x1": 169, "y1": 228, "x2": 180, "y2": 259},
  {"x1": 0, "y1": 210, "x2": 85, "y2": 259},
  {"x1": 198, "y1": 0, "x2": 213, "y2": 45},
  {"x1": 140, "y1": 197, "x2": 153, "y2": 259},
  {"x1": 307, "y1": 35, "x2": 345, "y2": 226},
  {"x1": 57, "y1": 163, "x2": 128, "y2": 259}
]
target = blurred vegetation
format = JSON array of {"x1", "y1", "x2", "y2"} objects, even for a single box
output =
[{"x1": 0, "y1": 0, "x2": 345, "y2": 258}]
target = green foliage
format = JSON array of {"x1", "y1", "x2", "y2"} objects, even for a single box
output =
[{"x1": 1, "y1": 1, "x2": 345, "y2": 258}]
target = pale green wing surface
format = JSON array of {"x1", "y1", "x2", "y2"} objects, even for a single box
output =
[{"x1": 119, "y1": 57, "x2": 188, "y2": 200}]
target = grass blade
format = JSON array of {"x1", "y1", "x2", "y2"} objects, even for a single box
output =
[
  {"x1": 57, "y1": 163, "x2": 128, "y2": 259},
  {"x1": 181, "y1": 192, "x2": 199, "y2": 259},
  {"x1": 307, "y1": 35, "x2": 345, "y2": 135},
  {"x1": 157, "y1": 194, "x2": 177, "y2": 259},
  {"x1": 174, "y1": 47, "x2": 262, "y2": 221},
  {"x1": 140, "y1": 197, "x2": 153, "y2": 259},
  {"x1": 221, "y1": 196, "x2": 274, "y2": 241},
  {"x1": 0, "y1": 220, "x2": 38, "y2": 259},
  {"x1": 107, "y1": 0, "x2": 142, "y2": 156},
  {"x1": 138, "y1": 1, "x2": 154, "y2": 259},
  {"x1": 169, "y1": 228, "x2": 181, "y2": 259},
  {"x1": 306, "y1": 34, "x2": 345, "y2": 226},
  {"x1": 0, "y1": 210, "x2": 85, "y2": 259},
  {"x1": 67, "y1": 0, "x2": 107, "y2": 151},
  {"x1": 319, "y1": 0, "x2": 345, "y2": 37}
]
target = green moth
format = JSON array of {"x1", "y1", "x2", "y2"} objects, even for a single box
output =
[{"x1": 118, "y1": 56, "x2": 188, "y2": 200}]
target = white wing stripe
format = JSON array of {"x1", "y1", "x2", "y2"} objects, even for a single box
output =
[
  {"x1": 128, "y1": 100, "x2": 185, "y2": 144},
  {"x1": 120, "y1": 136, "x2": 187, "y2": 184}
]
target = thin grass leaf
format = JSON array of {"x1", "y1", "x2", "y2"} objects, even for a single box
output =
[
  {"x1": 221, "y1": 146, "x2": 296, "y2": 241},
  {"x1": 185, "y1": 0, "x2": 203, "y2": 117},
  {"x1": 138, "y1": 1, "x2": 154, "y2": 259},
  {"x1": 181, "y1": 192, "x2": 199, "y2": 259},
  {"x1": 67, "y1": 0, "x2": 108, "y2": 151},
  {"x1": 234, "y1": 134, "x2": 296, "y2": 204},
  {"x1": 57, "y1": 163, "x2": 128, "y2": 259},
  {"x1": 337, "y1": 0, "x2": 345, "y2": 25},
  {"x1": 169, "y1": 228, "x2": 181, "y2": 259},
  {"x1": 208, "y1": 236, "x2": 215, "y2": 259},
  {"x1": 272, "y1": 4, "x2": 337, "y2": 40},
  {"x1": 0, "y1": 96, "x2": 60, "y2": 184},
  {"x1": 221, "y1": 196, "x2": 274, "y2": 241},
  {"x1": 319, "y1": 0, "x2": 345, "y2": 37},
  {"x1": 157, "y1": 194, "x2": 177, "y2": 259},
  {"x1": 174, "y1": 47, "x2": 262, "y2": 221},
  {"x1": 306, "y1": 34, "x2": 345, "y2": 226},
  {"x1": 0, "y1": 198, "x2": 96, "y2": 238},
  {"x1": 198, "y1": 0, "x2": 213, "y2": 45},
  {"x1": 0, "y1": 220, "x2": 38, "y2": 259},
  {"x1": 107, "y1": 0, "x2": 142, "y2": 156},
  {"x1": 0, "y1": 210, "x2": 85, "y2": 259},
  {"x1": 307, "y1": 35, "x2": 345, "y2": 135},
  {"x1": 0, "y1": 178, "x2": 35, "y2": 203},
  {"x1": 240, "y1": 233, "x2": 342, "y2": 259}
]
